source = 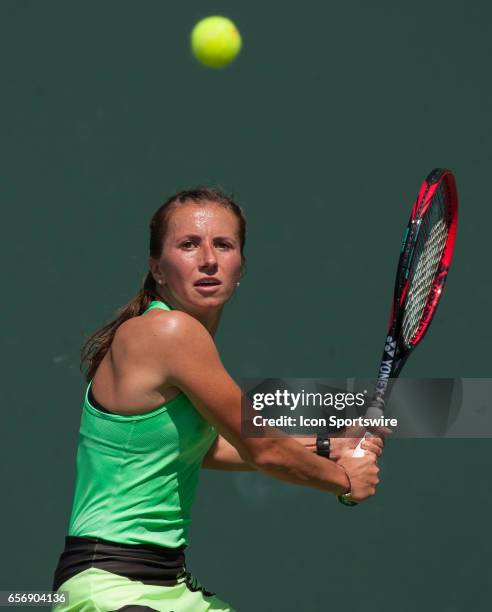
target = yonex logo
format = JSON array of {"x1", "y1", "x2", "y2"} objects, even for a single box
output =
[
  {"x1": 384, "y1": 336, "x2": 396, "y2": 357},
  {"x1": 376, "y1": 358, "x2": 393, "y2": 394}
]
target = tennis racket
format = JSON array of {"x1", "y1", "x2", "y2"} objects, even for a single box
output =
[{"x1": 339, "y1": 168, "x2": 458, "y2": 506}]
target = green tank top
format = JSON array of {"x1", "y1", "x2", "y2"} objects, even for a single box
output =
[{"x1": 68, "y1": 300, "x2": 217, "y2": 548}]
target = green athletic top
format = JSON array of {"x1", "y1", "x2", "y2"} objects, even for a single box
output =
[{"x1": 68, "y1": 300, "x2": 218, "y2": 548}]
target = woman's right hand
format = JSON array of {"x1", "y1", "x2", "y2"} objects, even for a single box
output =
[{"x1": 337, "y1": 450, "x2": 380, "y2": 503}]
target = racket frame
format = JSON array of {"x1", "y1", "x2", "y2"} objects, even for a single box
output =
[{"x1": 372, "y1": 168, "x2": 458, "y2": 410}]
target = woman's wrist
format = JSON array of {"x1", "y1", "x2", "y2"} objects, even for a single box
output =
[
  {"x1": 315, "y1": 435, "x2": 350, "y2": 495},
  {"x1": 335, "y1": 463, "x2": 352, "y2": 496}
]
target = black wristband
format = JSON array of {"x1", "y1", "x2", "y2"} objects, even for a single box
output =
[{"x1": 316, "y1": 435, "x2": 331, "y2": 459}]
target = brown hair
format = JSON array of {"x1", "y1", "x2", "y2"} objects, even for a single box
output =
[{"x1": 80, "y1": 187, "x2": 246, "y2": 382}]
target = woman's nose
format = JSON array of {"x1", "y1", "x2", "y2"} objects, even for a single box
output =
[{"x1": 199, "y1": 243, "x2": 218, "y2": 269}]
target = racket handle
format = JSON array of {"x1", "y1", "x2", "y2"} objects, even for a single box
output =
[
  {"x1": 350, "y1": 404, "x2": 383, "y2": 459},
  {"x1": 338, "y1": 494, "x2": 358, "y2": 507},
  {"x1": 352, "y1": 432, "x2": 369, "y2": 458}
]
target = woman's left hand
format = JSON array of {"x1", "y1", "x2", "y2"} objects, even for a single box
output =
[{"x1": 329, "y1": 428, "x2": 385, "y2": 460}]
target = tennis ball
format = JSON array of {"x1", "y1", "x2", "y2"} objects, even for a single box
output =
[{"x1": 191, "y1": 16, "x2": 242, "y2": 69}]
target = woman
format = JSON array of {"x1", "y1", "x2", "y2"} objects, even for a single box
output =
[{"x1": 52, "y1": 188, "x2": 382, "y2": 612}]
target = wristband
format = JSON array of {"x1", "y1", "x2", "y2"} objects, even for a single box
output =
[{"x1": 316, "y1": 434, "x2": 331, "y2": 459}]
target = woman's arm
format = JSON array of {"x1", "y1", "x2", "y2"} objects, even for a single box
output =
[
  {"x1": 202, "y1": 435, "x2": 256, "y2": 470},
  {"x1": 202, "y1": 435, "x2": 339, "y2": 471},
  {"x1": 149, "y1": 311, "x2": 380, "y2": 502}
]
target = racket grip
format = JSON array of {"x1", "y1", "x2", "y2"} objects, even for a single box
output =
[
  {"x1": 338, "y1": 494, "x2": 358, "y2": 507},
  {"x1": 352, "y1": 432, "x2": 369, "y2": 458},
  {"x1": 350, "y1": 404, "x2": 382, "y2": 458}
]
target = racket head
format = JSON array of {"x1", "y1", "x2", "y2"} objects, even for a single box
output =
[{"x1": 389, "y1": 168, "x2": 458, "y2": 373}]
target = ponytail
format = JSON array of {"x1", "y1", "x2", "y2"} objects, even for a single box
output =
[{"x1": 80, "y1": 272, "x2": 158, "y2": 382}]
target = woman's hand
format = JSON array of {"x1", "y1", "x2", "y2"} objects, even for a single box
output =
[
  {"x1": 337, "y1": 449, "x2": 380, "y2": 502},
  {"x1": 329, "y1": 427, "x2": 385, "y2": 461}
]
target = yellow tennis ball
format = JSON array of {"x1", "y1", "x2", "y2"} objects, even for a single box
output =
[{"x1": 191, "y1": 16, "x2": 242, "y2": 69}]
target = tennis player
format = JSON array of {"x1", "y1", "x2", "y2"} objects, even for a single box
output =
[{"x1": 52, "y1": 188, "x2": 383, "y2": 612}]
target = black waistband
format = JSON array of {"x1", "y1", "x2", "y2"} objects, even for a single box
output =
[{"x1": 53, "y1": 536, "x2": 187, "y2": 591}]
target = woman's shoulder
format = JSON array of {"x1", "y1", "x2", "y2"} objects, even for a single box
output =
[{"x1": 114, "y1": 308, "x2": 210, "y2": 357}]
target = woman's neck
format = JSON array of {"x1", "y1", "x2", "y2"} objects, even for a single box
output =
[{"x1": 154, "y1": 289, "x2": 222, "y2": 337}]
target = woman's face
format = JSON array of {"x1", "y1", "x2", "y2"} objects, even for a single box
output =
[{"x1": 151, "y1": 201, "x2": 243, "y2": 314}]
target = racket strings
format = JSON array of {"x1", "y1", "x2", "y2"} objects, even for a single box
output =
[{"x1": 402, "y1": 184, "x2": 449, "y2": 345}]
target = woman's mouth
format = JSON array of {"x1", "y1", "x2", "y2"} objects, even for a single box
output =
[{"x1": 193, "y1": 278, "x2": 222, "y2": 293}]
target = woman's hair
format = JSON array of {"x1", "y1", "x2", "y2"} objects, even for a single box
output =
[{"x1": 80, "y1": 187, "x2": 246, "y2": 382}]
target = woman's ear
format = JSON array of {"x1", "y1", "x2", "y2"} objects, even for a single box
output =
[
  {"x1": 148, "y1": 257, "x2": 165, "y2": 286},
  {"x1": 239, "y1": 260, "x2": 246, "y2": 279}
]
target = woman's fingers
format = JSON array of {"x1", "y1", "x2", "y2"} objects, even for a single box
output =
[{"x1": 360, "y1": 438, "x2": 383, "y2": 457}]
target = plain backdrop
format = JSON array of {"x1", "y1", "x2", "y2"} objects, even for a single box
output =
[{"x1": 1, "y1": 1, "x2": 490, "y2": 610}]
